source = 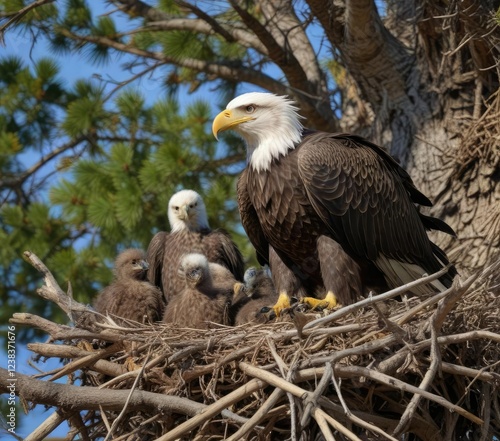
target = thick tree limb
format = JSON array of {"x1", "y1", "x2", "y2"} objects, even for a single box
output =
[
  {"x1": 23, "y1": 251, "x2": 86, "y2": 314},
  {"x1": 27, "y1": 343, "x2": 126, "y2": 377},
  {"x1": 57, "y1": 28, "x2": 288, "y2": 97},
  {"x1": 0, "y1": 368, "x2": 246, "y2": 422},
  {"x1": 343, "y1": 0, "x2": 412, "y2": 105},
  {"x1": 10, "y1": 313, "x2": 123, "y2": 342}
]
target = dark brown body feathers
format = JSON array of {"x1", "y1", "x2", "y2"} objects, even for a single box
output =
[
  {"x1": 147, "y1": 228, "x2": 244, "y2": 303},
  {"x1": 239, "y1": 132, "x2": 457, "y2": 303}
]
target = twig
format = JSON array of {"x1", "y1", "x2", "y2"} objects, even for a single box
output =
[
  {"x1": 49, "y1": 342, "x2": 123, "y2": 382},
  {"x1": 393, "y1": 313, "x2": 441, "y2": 436},
  {"x1": 479, "y1": 382, "x2": 491, "y2": 441},
  {"x1": 0, "y1": 0, "x2": 55, "y2": 45},
  {"x1": 314, "y1": 408, "x2": 362, "y2": 441},
  {"x1": 329, "y1": 369, "x2": 398, "y2": 439},
  {"x1": 154, "y1": 378, "x2": 266, "y2": 441},
  {"x1": 225, "y1": 387, "x2": 284, "y2": 441},
  {"x1": 23, "y1": 251, "x2": 92, "y2": 322},
  {"x1": 300, "y1": 363, "x2": 332, "y2": 428},
  {"x1": 24, "y1": 409, "x2": 66, "y2": 441},
  {"x1": 103, "y1": 353, "x2": 151, "y2": 441},
  {"x1": 240, "y1": 362, "x2": 307, "y2": 399},
  {"x1": 27, "y1": 343, "x2": 126, "y2": 377},
  {"x1": 334, "y1": 366, "x2": 483, "y2": 425},
  {"x1": 311, "y1": 408, "x2": 335, "y2": 441}
]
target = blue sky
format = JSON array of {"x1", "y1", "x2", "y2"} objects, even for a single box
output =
[
  {"x1": 0, "y1": 2, "x2": 334, "y2": 438},
  {"x1": 0, "y1": 5, "x2": 164, "y2": 438},
  {"x1": 0, "y1": 4, "x2": 253, "y2": 438}
]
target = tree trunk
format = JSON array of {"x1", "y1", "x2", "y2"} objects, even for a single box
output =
[{"x1": 325, "y1": 0, "x2": 500, "y2": 274}]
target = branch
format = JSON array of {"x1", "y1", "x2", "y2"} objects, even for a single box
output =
[
  {"x1": 0, "y1": 367, "x2": 246, "y2": 420},
  {"x1": 342, "y1": 0, "x2": 413, "y2": 106},
  {"x1": 109, "y1": 0, "x2": 172, "y2": 22},
  {"x1": 304, "y1": 266, "x2": 453, "y2": 331},
  {"x1": 57, "y1": 28, "x2": 288, "y2": 96},
  {"x1": 335, "y1": 365, "x2": 483, "y2": 426},
  {"x1": 27, "y1": 343, "x2": 126, "y2": 377},
  {"x1": 24, "y1": 410, "x2": 66, "y2": 441},
  {"x1": 22, "y1": 251, "x2": 95, "y2": 324},
  {"x1": 0, "y1": 0, "x2": 55, "y2": 45},
  {"x1": 10, "y1": 313, "x2": 122, "y2": 342},
  {"x1": 0, "y1": 135, "x2": 87, "y2": 190},
  {"x1": 154, "y1": 378, "x2": 266, "y2": 441}
]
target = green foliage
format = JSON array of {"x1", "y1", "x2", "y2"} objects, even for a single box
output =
[
  {"x1": 0, "y1": 0, "x2": 257, "y2": 342},
  {"x1": 0, "y1": 64, "x2": 248, "y2": 342}
]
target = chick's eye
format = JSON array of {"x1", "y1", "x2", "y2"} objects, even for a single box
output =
[
  {"x1": 245, "y1": 105, "x2": 256, "y2": 113},
  {"x1": 173, "y1": 206, "x2": 179, "y2": 211}
]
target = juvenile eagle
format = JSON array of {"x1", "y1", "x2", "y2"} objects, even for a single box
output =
[
  {"x1": 232, "y1": 267, "x2": 279, "y2": 325},
  {"x1": 93, "y1": 249, "x2": 163, "y2": 324},
  {"x1": 162, "y1": 253, "x2": 236, "y2": 329},
  {"x1": 147, "y1": 189, "x2": 244, "y2": 303},
  {"x1": 212, "y1": 92, "x2": 457, "y2": 316}
]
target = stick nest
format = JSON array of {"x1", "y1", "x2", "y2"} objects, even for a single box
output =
[{"x1": 7, "y1": 253, "x2": 500, "y2": 441}]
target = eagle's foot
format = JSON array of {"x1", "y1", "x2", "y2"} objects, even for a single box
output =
[
  {"x1": 270, "y1": 291, "x2": 292, "y2": 317},
  {"x1": 301, "y1": 291, "x2": 338, "y2": 311}
]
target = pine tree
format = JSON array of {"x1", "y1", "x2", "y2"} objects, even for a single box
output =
[{"x1": 0, "y1": 55, "x2": 249, "y2": 339}]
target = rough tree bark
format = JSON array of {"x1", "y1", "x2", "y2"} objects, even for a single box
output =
[{"x1": 107, "y1": 0, "x2": 500, "y2": 273}]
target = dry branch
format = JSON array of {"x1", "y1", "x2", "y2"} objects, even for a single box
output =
[{"x1": 6, "y1": 251, "x2": 500, "y2": 440}]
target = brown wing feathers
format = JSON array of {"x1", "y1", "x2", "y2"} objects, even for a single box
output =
[{"x1": 298, "y1": 132, "x2": 455, "y2": 285}]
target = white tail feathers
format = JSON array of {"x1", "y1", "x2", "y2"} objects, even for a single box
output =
[{"x1": 376, "y1": 255, "x2": 448, "y2": 295}]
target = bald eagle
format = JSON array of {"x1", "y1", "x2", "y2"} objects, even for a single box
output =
[
  {"x1": 147, "y1": 189, "x2": 244, "y2": 303},
  {"x1": 162, "y1": 253, "x2": 235, "y2": 329},
  {"x1": 212, "y1": 92, "x2": 457, "y2": 315},
  {"x1": 93, "y1": 249, "x2": 164, "y2": 324}
]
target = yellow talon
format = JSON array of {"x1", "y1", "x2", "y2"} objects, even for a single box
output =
[
  {"x1": 272, "y1": 291, "x2": 292, "y2": 317},
  {"x1": 301, "y1": 291, "x2": 338, "y2": 310}
]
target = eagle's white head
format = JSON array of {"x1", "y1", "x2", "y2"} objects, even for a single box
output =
[
  {"x1": 168, "y1": 190, "x2": 210, "y2": 233},
  {"x1": 212, "y1": 92, "x2": 303, "y2": 172}
]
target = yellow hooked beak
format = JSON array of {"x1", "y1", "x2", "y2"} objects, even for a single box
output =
[
  {"x1": 177, "y1": 204, "x2": 190, "y2": 221},
  {"x1": 212, "y1": 109, "x2": 255, "y2": 139}
]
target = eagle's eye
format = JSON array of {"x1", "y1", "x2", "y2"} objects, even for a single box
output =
[
  {"x1": 245, "y1": 105, "x2": 256, "y2": 113},
  {"x1": 131, "y1": 260, "x2": 137, "y2": 264}
]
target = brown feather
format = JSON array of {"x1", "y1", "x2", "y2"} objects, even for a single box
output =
[
  {"x1": 93, "y1": 249, "x2": 164, "y2": 324},
  {"x1": 162, "y1": 254, "x2": 234, "y2": 329},
  {"x1": 147, "y1": 228, "x2": 243, "y2": 303},
  {"x1": 147, "y1": 191, "x2": 244, "y2": 303},
  {"x1": 232, "y1": 268, "x2": 278, "y2": 325},
  {"x1": 239, "y1": 132, "x2": 457, "y2": 303}
]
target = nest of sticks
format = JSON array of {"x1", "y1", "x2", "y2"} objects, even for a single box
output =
[{"x1": 3, "y1": 251, "x2": 500, "y2": 441}]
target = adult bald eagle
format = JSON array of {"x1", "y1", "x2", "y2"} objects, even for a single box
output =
[
  {"x1": 147, "y1": 189, "x2": 244, "y2": 303},
  {"x1": 93, "y1": 249, "x2": 163, "y2": 324},
  {"x1": 212, "y1": 92, "x2": 457, "y2": 315},
  {"x1": 163, "y1": 253, "x2": 235, "y2": 329}
]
